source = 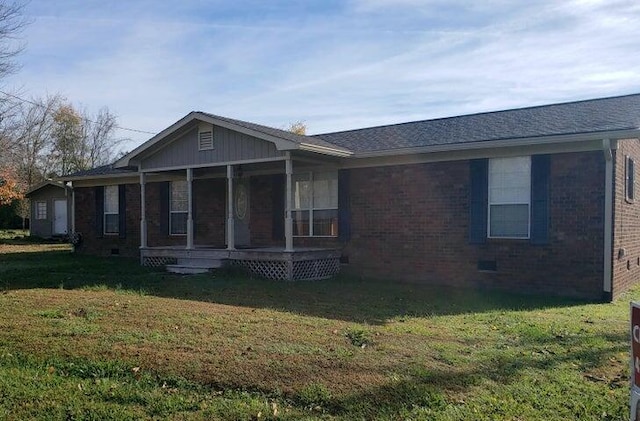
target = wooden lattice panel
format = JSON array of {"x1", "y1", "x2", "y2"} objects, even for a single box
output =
[
  {"x1": 143, "y1": 256, "x2": 177, "y2": 267},
  {"x1": 293, "y1": 258, "x2": 340, "y2": 280},
  {"x1": 231, "y1": 257, "x2": 340, "y2": 281},
  {"x1": 231, "y1": 260, "x2": 289, "y2": 280}
]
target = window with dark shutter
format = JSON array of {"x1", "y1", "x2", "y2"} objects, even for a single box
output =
[{"x1": 626, "y1": 156, "x2": 635, "y2": 202}]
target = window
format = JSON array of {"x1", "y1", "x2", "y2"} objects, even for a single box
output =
[
  {"x1": 627, "y1": 156, "x2": 635, "y2": 202},
  {"x1": 292, "y1": 171, "x2": 338, "y2": 237},
  {"x1": 104, "y1": 185, "x2": 119, "y2": 234},
  {"x1": 488, "y1": 156, "x2": 531, "y2": 238},
  {"x1": 170, "y1": 180, "x2": 188, "y2": 235},
  {"x1": 35, "y1": 201, "x2": 47, "y2": 220}
]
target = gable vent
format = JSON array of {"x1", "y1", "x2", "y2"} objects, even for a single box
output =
[{"x1": 198, "y1": 131, "x2": 214, "y2": 150}]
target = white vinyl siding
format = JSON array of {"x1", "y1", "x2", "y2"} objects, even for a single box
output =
[
  {"x1": 488, "y1": 156, "x2": 531, "y2": 238},
  {"x1": 170, "y1": 180, "x2": 188, "y2": 235},
  {"x1": 292, "y1": 171, "x2": 338, "y2": 237},
  {"x1": 104, "y1": 185, "x2": 119, "y2": 235}
]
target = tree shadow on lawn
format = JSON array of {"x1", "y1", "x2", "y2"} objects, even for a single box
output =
[{"x1": 1, "y1": 251, "x2": 589, "y2": 324}]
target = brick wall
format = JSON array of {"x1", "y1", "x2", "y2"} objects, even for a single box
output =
[
  {"x1": 342, "y1": 151, "x2": 606, "y2": 299},
  {"x1": 74, "y1": 184, "x2": 141, "y2": 257},
  {"x1": 612, "y1": 139, "x2": 640, "y2": 298}
]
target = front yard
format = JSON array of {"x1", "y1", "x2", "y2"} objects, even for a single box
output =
[{"x1": 0, "y1": 233, "x2": 633, "y2": 420}]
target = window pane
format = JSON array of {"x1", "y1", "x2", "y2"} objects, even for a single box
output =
[
  {"x1": 171, "y1": 181, "x2": 188, "y2": 212},
  {"x1": 293, "y1": 174, "x2": 310, "y2": 209},
  {"x1": 489, "y1": 157, "x2": 530, "y2": 203},
  {"x1": 313, "y1": 171, "x2": 338, "y2": 209},
  {"x1": 105, "y1": 214, "x2": 119, "y2": 234},
  {"x1": 313, "y1": 209, "x2": 338, "y2": 236},
  {"x1": 170, "y1": 212, "x2": 187, "y2": 235},
  {"x1": 104, "y1": 185, "x2": 119, "y2": 213},
  {"x1": 490, "y1": 204, "x2": 529, "y2": 238},
  {"x1": 36, "y1": 202, "x2": 47, "y2": 219},
  {"x1": 293, "y1": 210, "x2": 310, "y2": 236}
]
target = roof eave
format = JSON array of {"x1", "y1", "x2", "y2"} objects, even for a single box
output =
[
  {"x1": 299, "y1": 143, "x2": 353, "y2": 157},
  {"x1": 352, "y1": 129, "x2": 640, "y2": 158}
]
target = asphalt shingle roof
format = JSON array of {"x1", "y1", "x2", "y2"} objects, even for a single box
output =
[
  {"x1": 65, "y1": 164, "x2": 138, "y2": 178},
  {"x1": 313, "y1": 93, "x2": 640, "y2": 153}
]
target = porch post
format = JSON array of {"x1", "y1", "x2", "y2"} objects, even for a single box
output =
[
  {"x1": 186, "y1": 168, "x2": 194, "y2": 249},
  {"x1": 227, "y1": 165, "x2": 235, "y2": 250},
  {"x1": 285, "y1": 153, "x2": 293, "y2": 252},
  {"x1": 139, "y1": 172, "x2": 147, "y2": 248}
]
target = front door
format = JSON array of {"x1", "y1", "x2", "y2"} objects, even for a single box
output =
[
  {"x1": 53, "y1": 199, "x2": 68, "y2": 235},
  {"x1": 234, "y1": 178, "x2": 250, "y2": 246}
]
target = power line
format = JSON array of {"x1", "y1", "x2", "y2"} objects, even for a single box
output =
[{"x1": 0, "y1": 90, "x2": 158, "y2": 136}]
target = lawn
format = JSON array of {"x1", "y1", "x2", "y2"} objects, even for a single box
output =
[{"x1": 0, "y1": 231, "x2": 634, "y2": 420}]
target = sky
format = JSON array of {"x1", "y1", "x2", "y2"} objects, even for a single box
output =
[{"x1": 4, "y1": 0, "x2": 640, "y2": 152}]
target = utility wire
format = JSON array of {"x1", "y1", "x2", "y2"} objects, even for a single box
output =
[{"x1": 0, "y1": 89, "x2": 158, "y2": 136}]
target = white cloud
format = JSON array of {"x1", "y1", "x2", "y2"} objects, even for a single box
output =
[{"x1": 5, "y1": 0, "x2": 640, "y2": 150}]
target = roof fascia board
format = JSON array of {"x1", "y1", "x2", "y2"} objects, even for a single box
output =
[
  {"x1": 352, "y1": 129, "x2": 640, "y2": 158},
  {"x1": 299, "y1": 142, "x2": 353, "y2": 157},
  {"x1": 71, "y1": 176, "x2": 141, "y2": 188}
]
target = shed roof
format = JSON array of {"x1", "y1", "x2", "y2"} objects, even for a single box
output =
[{"x1": 25, "y1": 180, "x2": 71, "y2": 197}]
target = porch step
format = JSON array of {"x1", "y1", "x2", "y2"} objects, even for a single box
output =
[
  {"x1": 165, "y1": 257, "x2": 225, "y2": 275},
  {"x1": 166, "y1": 265, "x2": 212, "y2": 274},
  {"x1": 176, "y1": 258, "x2": 224, "y2": 268}
]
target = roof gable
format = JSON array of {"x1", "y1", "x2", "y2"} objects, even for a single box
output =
[{"x1": 116, "y1": 112, "x2": 352, "y2": 168}]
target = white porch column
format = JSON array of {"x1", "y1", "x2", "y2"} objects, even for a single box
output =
[
  {"x1": 285, "y1": 153, "x2": 293, "y2": 252},
  {"x1": 186, "y1": 168, "x2": 194, "y2": 249},
  {"x1": 227, "y1": 165, "x2": 235, "y2": 250},
  {"x1": 139, "y1": 173, "x2": 147, "y2": 248}
]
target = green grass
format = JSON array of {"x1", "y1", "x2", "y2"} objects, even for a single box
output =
[{"x1": 0, "y1": 235, "x2": 634, "y2": 420}]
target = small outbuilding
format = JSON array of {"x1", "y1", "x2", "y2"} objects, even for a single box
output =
[{"x1": 25, "y1": 181, "x2": 72, "y2": 238}]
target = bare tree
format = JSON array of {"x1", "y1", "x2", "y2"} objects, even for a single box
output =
[
  {"x1": 286, "y1": 120, "x2": 307, "y2": 135},
  {"x1": 49, "y1": 103, "x2": 121, "y2": 175},
  {"x1": 10, "y1": 95, "x2": 62, "y2": 186},
  {"x1": 0, "y1": 1, "x2": 28, "y2": 81}
]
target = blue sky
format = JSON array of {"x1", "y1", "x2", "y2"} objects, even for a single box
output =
[{"x1": 5, "y1": 0, "x2": 640, "y2": 151}]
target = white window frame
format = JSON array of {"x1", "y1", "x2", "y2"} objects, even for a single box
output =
[
  {"x1": 104, "y1": 185, "x2": 119, "y2": 235},
  {"x1": 626, "y1": 155, "x2": 635, "y2": 203},
  {"x1": 487, "y1": 156, "x2": 531, "y2": 239},
  {"x1": 35, "y1": 201, "x2": 47, "y2": 220},
  {"x1": 292, "y1": 170, "x2": 338, "y2": 237},
  {"x1": 169, "y1": 180, "x2": 188, "y2": 236}
]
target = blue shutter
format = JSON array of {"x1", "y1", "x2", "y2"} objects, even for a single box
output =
[
  {"x1": 338, "y1": 169, "x2": 351, "y2": 242},
  {"x1": 95, "y1": 186, "x2": 104, "y2": 238},
  {"x1": 118, "y1": 185, "x2": 126, "y2": 239},
  {"x1": 530, "y1": 154, "x2": 550, "y2": 245},
  {"x1": 469, "y1": 159, "x2": 488, "y2": 244},
  {"x1": 159, "y1": 182, "x2": 169, "y2": 236}
]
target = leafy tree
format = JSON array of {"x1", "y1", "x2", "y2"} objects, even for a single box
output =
[
  {"x1": 287, "y1": 121, "x2": 307, "y2": 135},
  {"x1": 0, "y1": 167, "x2": 21, "y2": 205}
]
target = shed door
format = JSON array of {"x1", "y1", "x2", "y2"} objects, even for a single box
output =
[{"x1": 53, "y1": 199, "x2": 68, "y2": 234}]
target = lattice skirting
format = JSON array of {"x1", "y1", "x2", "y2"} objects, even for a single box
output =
[
  {"x1": 230, "y1": 258, "x2": 340, "y2": 281},
  {"x1": 143, "y1": 256, "x2": 177, "y2": 267}
]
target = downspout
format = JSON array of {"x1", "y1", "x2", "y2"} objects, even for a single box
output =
[{"x1": 602, "y1": 139, "x2": 614, "y2": 301}]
